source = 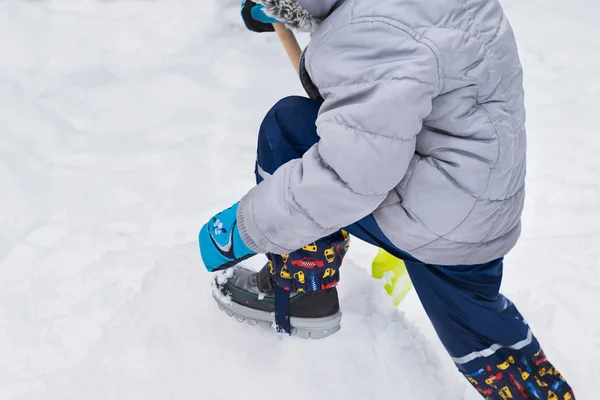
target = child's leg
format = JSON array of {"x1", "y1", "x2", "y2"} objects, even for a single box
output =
[
  {"x1": 342, "y1": 218, "x2": 575, "y2": 398},
  {"x1": 211, "y1": 95, "x2": 347, "y2": 336},
  {"x1": 255, "y1": 95, "x2": 347, "y2": 288},
  {"x1": 254, "y1": 95, "x2": 321, "y2": 184},
  {"x1": 253, "y1": 96, "x2": 349, "y2": 331},
  {"x1": 405, "y1": 259, "x2": 575, "y2": 399}
]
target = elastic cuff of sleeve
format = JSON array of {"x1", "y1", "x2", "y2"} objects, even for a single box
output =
[{"x1": 236, "y1": 194, "x2": 268, "y2": 254}]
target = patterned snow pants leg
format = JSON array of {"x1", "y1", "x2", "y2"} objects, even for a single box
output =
[
  {"x1": 399, "y1": 257, "x2": 576, "y2": 400},
  {"x1": 255, "y1": 96, "x2": 349, "y2": 293},
  {"x1": 343, "y1": 213, "x2": 576, "y2": 399},
  {"x1": 265, "y1": 230, "x2": 350, "y2": 293},
  {"x1": 464, "y1": 348, "x2": 575, "y2": 400}
]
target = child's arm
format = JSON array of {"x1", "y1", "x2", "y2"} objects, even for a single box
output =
[{"x1": 238, "y1": 21, "x2": 440, "y2": 255}]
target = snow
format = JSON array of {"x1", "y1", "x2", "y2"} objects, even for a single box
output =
[{"x1": 0, "y1": 0, "x2": 597, "y2": 399}]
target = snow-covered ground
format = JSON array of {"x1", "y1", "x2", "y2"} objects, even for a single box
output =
[{"x1": 0, "y1": 0, "x2": 597, "y2": 399}]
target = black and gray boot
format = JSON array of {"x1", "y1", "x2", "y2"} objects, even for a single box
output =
[{"x1": 212, "y1": 263, "x2": 342, "y2": 339}]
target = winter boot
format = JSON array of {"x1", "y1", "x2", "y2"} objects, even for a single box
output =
[{"x1": 212, "y1": 263, "x2": 342, "y2": 339}]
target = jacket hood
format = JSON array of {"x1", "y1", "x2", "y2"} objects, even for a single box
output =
[{"x1": 256, "y1": 0, "x2": 342, "y2": 32}]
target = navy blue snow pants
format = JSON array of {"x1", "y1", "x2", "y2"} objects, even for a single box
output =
[{"x1": 255, "y1": 96, "x2": 574, "y2": 399}]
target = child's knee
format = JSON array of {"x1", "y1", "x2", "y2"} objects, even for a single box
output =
[
  {"x1": 272, "y1": 95, "x2": 315, "y2": 111},
  {"x1": 259, "y1": 96, "x2": 320, "y2": 143}
]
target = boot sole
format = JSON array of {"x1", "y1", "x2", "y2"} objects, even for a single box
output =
[{"x1": 212, "y1": 293, "x2": 342, "y2": 339}]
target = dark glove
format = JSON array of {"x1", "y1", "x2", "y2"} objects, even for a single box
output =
[{"x1": 241, "y1": 0, "x2": 278, "y2": 33}]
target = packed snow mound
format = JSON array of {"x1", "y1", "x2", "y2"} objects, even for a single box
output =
[{"x1": 25, "y1": 245, "x2": 465, "y2": 400}]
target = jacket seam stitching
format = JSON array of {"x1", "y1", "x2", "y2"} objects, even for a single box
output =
[
  {"x1": 423, "y1": 99, "x2": 469, "y2": 123},
  {"x1": 400, "y1": 209, "x2": 443, "y2": 245},
  {"x1": 474, "y1": 105, "x2": 502, "y2": 166},
  {"x1": 315, "y1": 145, "x2": 389, "y2": 197},
  {"x1": 318, "y1": 77, "x2": 438, "y2": 90},
  {"x1": 463, "y1": 0, "x2": 477, "y2": 33},
  {"x1": 377, "y1": 108, "x2": 502, "y2": 247},
  {"x1": 319, "y1": 119, "x2": 417, "y2": 142},
  {"x1": 440, "y1": 105, "x2": 500, "y2": 244},
  {"x1": 308, "y1": 18, "x2": 441, "y2": 94},
  {"x1": 408, "y1": 135, "x2": 498, "y2": 251},
  {"x1": 355, "y1": 17, "x2": 442, "y2": 92},
  {"x1": 477, "y1": 184, "x2": 523, "y2": 202},
  {"x1": 286, "y1": 164, "x2": 328, "y2": 231},
  {"x1": 406, "y1": 196, "x2": 480, "y2": 252},
  {"x1": 424, "y1": 158, "x2": 479, "y2": 200},
  {"x1": 427, "y1": 222, "x2": 520, "y2": 246},
  {"x1": 490, "y1": 13, "x2": 507, "y2": 45},
  {"x1": 404, "y1": 184, "x2": 522, "y2": 252},
  {"x1": 246, "y1": 194, "x2": 296, "y2": 253}
]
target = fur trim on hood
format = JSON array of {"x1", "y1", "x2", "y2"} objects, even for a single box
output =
[{"x1": 256, "y1": 0, "x2": 321, "y2": 33}]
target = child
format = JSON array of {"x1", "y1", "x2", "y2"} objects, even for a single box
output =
[{"x1": 199, "y1": 0, "x2": 575, "y2": 398}]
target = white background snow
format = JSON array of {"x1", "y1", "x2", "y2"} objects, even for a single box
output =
[{"x1": 0, "y1": 0, "x2": 597, "y2": 399}]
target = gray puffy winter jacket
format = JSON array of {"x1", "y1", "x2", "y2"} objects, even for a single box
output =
[{"x1": 237, "y1": 0, "x2": 527, "y2": 265}]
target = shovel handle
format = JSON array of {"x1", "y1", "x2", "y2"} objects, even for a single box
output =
[{"x1": 273, "y1": 23, "x2": 302, "y2": 74}]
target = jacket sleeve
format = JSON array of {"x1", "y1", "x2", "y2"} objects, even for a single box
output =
[{"x1": 237, "y1": 21, "x2": 440, "y2": 254}]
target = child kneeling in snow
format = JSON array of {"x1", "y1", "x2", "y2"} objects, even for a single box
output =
[{"x1": 199, "y1": 0, "x2": 575, "y2": 398}]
